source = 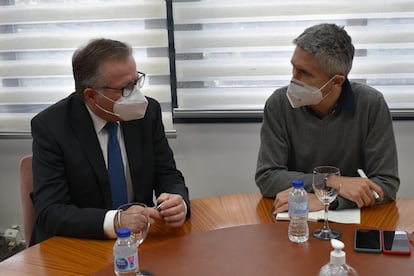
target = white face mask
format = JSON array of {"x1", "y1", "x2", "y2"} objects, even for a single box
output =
[
  {"x1": 95, "y1": 85, "x2": 148, "y2": 121},
  {"x1": 286, "y1": 76, "x2": 335, "y2": 108}
]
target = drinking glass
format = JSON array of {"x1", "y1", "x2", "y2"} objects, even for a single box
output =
[
  {"x1": 312, "y1": 166, "x2": 342, "y2": 240},
  {"x1": 117, "y1": 202, "x2": 152, "y2": 276}
]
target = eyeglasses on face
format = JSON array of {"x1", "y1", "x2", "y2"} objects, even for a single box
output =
[{"x1": 98, "y1": 71, "x2": 145, "y2": 97}]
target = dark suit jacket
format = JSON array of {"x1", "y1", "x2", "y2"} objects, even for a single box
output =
[{"x1": 30, "y1": 92, "x2": 190, "y2": 245}]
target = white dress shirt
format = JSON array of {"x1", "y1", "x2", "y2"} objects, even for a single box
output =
[{"x1": 86, "y1": 105, "x2": 133, "y2": 238}]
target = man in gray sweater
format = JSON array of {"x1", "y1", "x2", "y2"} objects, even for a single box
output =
[{"x1": 255, "y1": 23, "x2": 399, "y2": 215}]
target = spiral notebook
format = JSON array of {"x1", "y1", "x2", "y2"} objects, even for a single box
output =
[{"x1": 275, "y1": 208, "x2": 360, "y2": 224}]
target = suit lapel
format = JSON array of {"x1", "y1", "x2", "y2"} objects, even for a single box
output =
[
  {"x1": 70, "y1": 94, "x2": 113, "y2": 208},
  {"x1": 121, "y1": 120, "x2": 144, "y2": 199}
]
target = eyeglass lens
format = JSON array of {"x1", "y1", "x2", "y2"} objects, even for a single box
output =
[{"x1": 122, "y1": 73, "x2": 145, "y2": 97}]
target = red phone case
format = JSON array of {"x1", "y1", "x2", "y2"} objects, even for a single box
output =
[{"x1": 382, "y1": 230, "x2": 412, "y2": 255}]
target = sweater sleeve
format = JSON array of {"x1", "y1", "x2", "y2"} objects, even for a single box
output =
[
  {"x1": 361, "y1": 93, "x2": 399, "y2": 203},
  {"x1": 336, "y1": 87, "x2": 399, "y2": 209},
  {"x1": 255, "y1": 90, "x2": 313, "y2": 197}
]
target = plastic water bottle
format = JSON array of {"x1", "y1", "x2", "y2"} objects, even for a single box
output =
[
  {"x1": 319, "y1": 239, "x2": 358, "y2": 276},
  {"x1": 113, "y1": 228, "x2": 138, "y2": 276},
  {"x1": 288, "y1": 179, "x2": 309, "y2": 243}
]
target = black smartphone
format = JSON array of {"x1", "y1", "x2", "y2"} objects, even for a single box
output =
[
  {"x1": 354, "y1": 228, "x2": 382, "y2": 253},
  {"x1": 382, "y1": 230, "x2": 411, "y2": 255}
]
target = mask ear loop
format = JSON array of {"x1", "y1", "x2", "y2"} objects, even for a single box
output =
[
  {"x1": 319, "y1": 75, "x2": 338, "y2": 100},
  {"x1": 93, "y1": 89, "x2": 122, "y2": 118},
  {"x1": 95, "y1": 89, "x2": 117, "y2": 104},
  {"x1": 320, "y1": 75, "x2": 337, "y2": 90}
]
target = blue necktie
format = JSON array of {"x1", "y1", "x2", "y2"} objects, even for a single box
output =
[{"x1": 104, "y1": 122, "x2": 128, "y2": 208}]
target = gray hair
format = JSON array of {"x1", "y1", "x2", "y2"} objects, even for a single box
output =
[
  {"x1": 72, "y1": 38, "x2": 133, "y2": 96},
  {"x1": 293, "y1": 23, "x2": 355, "y2": 77}
]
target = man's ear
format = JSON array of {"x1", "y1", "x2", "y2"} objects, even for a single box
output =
[
  {"x1": 83, "y1": 88, "x2": 96, "y2": 104},
  {"x1": 328, "y1": 75, "x2": 345, "y2": 95},
  {"x1": 333, "y1": 75, "x2": 346, "y2": 88}
]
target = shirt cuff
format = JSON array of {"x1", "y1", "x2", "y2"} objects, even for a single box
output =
[
  {"x1": 183, "y1": 199, "x2": 188, "y2": 216},
  {"x1": 103, "y1": 210, "x2": 118, "y2": 239}
]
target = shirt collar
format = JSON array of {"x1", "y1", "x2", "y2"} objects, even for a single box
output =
[
  {"x1": 306, "y1": 78, "x2": 355, "y2": 117},
  {"x1": 85, "y1": 103, "x2": 108, "y2": 134},
  {"x1": 334, "y1": 78, "x2": 355, "y2": 113}
]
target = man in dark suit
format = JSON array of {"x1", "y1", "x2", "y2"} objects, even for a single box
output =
[{"x1": 30, "y1": 38, "x2": 190, "y2": 245}]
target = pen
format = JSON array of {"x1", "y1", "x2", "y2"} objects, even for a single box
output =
[
  {"x1": 154, "y1": 202, "x2": 165, "y2": 211},
  {"x1": 357, "y1": 169, "x2": 380, "y2": 202}
]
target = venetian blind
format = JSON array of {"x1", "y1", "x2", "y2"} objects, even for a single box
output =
[
  {"x1": 0, "y1": 0, "x2": 174, "y2": 137},
  {"x1": 172, "y1": 0, "x2": 414, "y2": 119}
]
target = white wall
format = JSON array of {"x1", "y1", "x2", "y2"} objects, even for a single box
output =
[{"x1": 0, "y1": 121, "x2": 413, "y2": 233}]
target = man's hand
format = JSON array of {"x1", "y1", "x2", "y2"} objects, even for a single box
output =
[
  {"x1": 337, "y1": 176, "x2": 383, "y2": 208},
  {"x1": 270, "y1": 175, "x2": 384, "y2": 217},
  {"x1": 149, "y1": 193, "x2": 187, "y2": 227},
  {"x1": 116, "y1": 204, "x2": 149, "y2": 234},
  {"x1": 271, "y1": 188, "x2": 323, "y2": 217}
]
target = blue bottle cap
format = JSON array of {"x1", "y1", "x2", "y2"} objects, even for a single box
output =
[
  {"x1": 292, "y1": 179, "x2": 304, "y2": 188},
  {"x1": 116, "y1": 228, "x2": 131, "y2": 238}
]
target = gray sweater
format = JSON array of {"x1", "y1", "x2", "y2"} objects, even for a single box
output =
[{"x1": 255, "y1": 80, "x2": 399, "y2": 209}]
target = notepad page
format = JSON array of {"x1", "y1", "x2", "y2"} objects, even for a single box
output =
[{"x1": 275, "y1": 208, "x2": 360, "y2": 224}]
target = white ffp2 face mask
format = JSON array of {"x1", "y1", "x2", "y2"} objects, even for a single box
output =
[
  {"x1": 95, "y1": 85, "x2": 148, "y2": 121},
  {"x1": 286, "y1": 76, "x2": 335, "y2": 108}
]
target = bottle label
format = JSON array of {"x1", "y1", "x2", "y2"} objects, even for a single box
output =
[
  {"x1": 114, "y1": 254, "x2": 138, "y2": 272},
  {"x1": 288, "y1": 201, "x2": 308, "y2": 216}
]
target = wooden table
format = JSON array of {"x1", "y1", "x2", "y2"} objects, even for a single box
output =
[{"x1": 0, "y1": 193, "x2": 413, "y2": 275}]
